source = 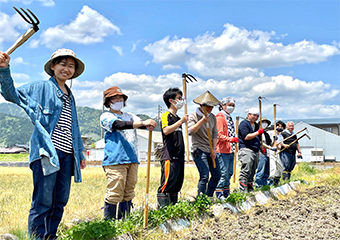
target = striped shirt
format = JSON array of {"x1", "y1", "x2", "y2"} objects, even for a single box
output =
[{"x1": 51, "y1": 94, "x2": 73, "y2": 153}]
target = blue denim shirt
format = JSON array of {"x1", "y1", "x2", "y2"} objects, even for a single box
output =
[
  {"x1": 100, "y1": 111, "x2": 140, "y2": 166},
  {"x1": 0, "y1": 66, "x2": 84, "y2": 182}
]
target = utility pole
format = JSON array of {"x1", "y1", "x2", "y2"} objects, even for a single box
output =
[{"x1": 157, "y1": 105, "x2": 163, "y2": 123}]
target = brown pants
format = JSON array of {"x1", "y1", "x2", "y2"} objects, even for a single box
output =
[{"x1": 103, "y1": 163, "x2": 138, "y2": 204}]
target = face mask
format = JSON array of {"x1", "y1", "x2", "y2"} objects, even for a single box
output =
[
  {"x1": 262, "y1": 122, "x2": 268, "y2": 129},
  {"x1": 173, "y1": 99, "x2": 184, "y2": 110},
  {"x1": 276, "y1": 127, "x2": 283, "y2": 133},
  {"x1": 226, "y1": 106, "x2": 235, "y2": 114},
  {"x1": 110, "y1": 101, "x2": 124, "y2": 111}
]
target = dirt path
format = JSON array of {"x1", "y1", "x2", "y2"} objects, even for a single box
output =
[{"x1": 184, "y1": 186, "x2": 340, "y2": 240}]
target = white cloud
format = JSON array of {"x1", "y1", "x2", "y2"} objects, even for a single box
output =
[
  {"x1": 144, "y1": 24, "x2": 340, "y2": 79},
  {"x1": 11, "y1": 57, "x2": 28, "y2": 65},
  {"x1": 69, "y1": 71, "x2": 340, "y2": 119},
  {"x1": 38, "y1": 0, "x2": 55, "y2": 7},
  {"x1": 0, "y1": 11, "x2": 28, "y2": 49},
  {"x1": 12, "y1": 73, "x2": 30, "y2": 80},
  {"x1": 112, "y1": 45, "x2": 123, "y2": 56},
  {"x1": 131, "y1": 40, "x2": 144, "y2": 52},
  {"x1": 162, "y1": 64, "x2": 181, "y2": 70},
  {"x1": 34, "y1": 5, "x2": 121, "y2": 49}
]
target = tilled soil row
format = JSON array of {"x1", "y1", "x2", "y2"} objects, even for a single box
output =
[{"x1": 185, "y1": 185, "x2": 340, "y2": 240}]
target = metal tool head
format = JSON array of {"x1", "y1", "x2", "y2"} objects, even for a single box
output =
[
  {"x1": 258, "y1": 96, "x2": 267, "y2": 101},
  {"x1": 182, "y1": 73, "x2": 197, "y2": 83},
  {"x1": 13, "y1": 7, "x2": 40, "y2": 32},
  {"x1": 273, "y1": 103, "x2": 280, "y2": 107}
]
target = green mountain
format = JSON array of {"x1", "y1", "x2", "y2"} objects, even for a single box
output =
[{"x1": 0, "y1": 103, "x2": 159, "y2": 147}]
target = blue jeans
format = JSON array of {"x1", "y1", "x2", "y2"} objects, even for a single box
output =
[
  {"x1": 280, "y1": 151, "x2": 296, "y2": 180},
  {"x1": 192, "y1": 149, "x2": 221, "y2": 197},
  {"x1": 255, "y1": 154, "x2": 269, "y2": 188},
  {"x1": 216, "y1": 153, "x2": 234, "y2": 189},
  {"x1": 28, "y1": 150, "x2": 74, "y2": 239}
]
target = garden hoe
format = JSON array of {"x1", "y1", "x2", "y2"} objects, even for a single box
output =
[
  {"x1": 5, "y1": 7, "x2": 40, "y2": 55},
  {"x1": 182, "y1": 73, "x2": 197, "y2": 163},
  {"x1": 232, "y1": 116, "x2": 240, "y2": 183}
]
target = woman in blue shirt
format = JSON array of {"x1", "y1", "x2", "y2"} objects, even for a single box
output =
[
  {"x1": 100, "y1": 86, "x2": 156, "y2": 220},
  {"x1": 0, "y1": 49, "x2": 86, "y2": 240}
]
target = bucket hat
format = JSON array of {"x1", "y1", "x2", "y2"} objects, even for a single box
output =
[
  {"x1": 193, "y1": 91, "x2": 220, "y2": 106},
  {"x1": 103, "y1": 86, "x2": 128, "y2": 107},
  {"x1": 259, "y1": 117, "x2": 271, "y2": 126},
  {"x1": 44, "y1": 48, "x2": 85, "y2": 78}
]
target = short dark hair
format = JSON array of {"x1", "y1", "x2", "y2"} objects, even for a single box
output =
[
  {"x1": 276, "y1": 120, "x2": 286, "y2": 129},
  {"x1": 163, "y1": 87, "x2": 183, "y2": 108},
  {"x1": 52, "y1": 56, "x2": 78, "y2": 70}
]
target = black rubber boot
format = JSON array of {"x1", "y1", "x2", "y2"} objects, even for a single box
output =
[
  {"x1": 117, "y1": 201, "x2": 133, "y2": 220},
  {"x1": 157, "y1": 193, "x2": 171, "y2": 209},
  {"x1": 282, "y1": 172, "x2": 289, "y2": 181},
  {"x1": 169, "y1": 192, "x2": 178, "y2": 205},
  {"x1": 104, "y1": 202, "x2": 117, "y2": 220},
  {"x1": 239, "y1": 181, "x2": 247, "y2": 192},
  {"x1": 247, "y1": 183, "x2": 254, "y2": 192}
]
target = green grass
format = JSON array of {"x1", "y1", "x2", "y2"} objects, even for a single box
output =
[
  {"x1": 1, "y1": 162, "x2": 340, "y2": 239},
  {"x1": 0, "y1": 153, "x2": 29, "y2": 162}
]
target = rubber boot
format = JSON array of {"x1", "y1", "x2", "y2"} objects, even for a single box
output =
[
  {"x1": 273, "y1": 177, "x2": 280, "y2": 185},
  {"x1": 215, "y1": 191, "x2": 225, "y2": 200},
  {"x1": 117, "y1": 201, "x2": 133, "y2": 220},
  {"x1": 239, "y1": 181, "x2": 247, "y2": 192},
  {"x1": 104, "y1": 202, "x2": 117, "y2": 220},
  {"x1": 282, "y1": 172, "x2": 289, "y2": 181},
  {"x1": 169, "y1": 193, "x2": 178, "y2": 205},
  {"x1": 223, "y1": 187, "x2": 230, "y2": 198},
  {"x1": 247, "y1": 183, "x2": 254, "y2": 192},
  {"x1": 157, "y1": 193, "x2": 171, "y2": 209}
]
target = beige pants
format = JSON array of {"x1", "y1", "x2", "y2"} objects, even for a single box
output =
[
  {"x1": 269, "y1": 151, "x2": 283, "y2": 179},
  {"x1": 103, "y1": 163, "x2": 138, "y2": 204}
]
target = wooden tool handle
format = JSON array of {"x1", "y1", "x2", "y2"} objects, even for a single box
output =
[
  {"x1": 5, "y1": 27, "x2": 35, "y2": 55},
  {"x1": 182, "y1": 78, "x2": 190, "y2": 164},
  {"x1": 143, "y1": 130, "x2": 152, "y2": 229},
  {"x1": 202, "y1": 107, "x2": 216, "y2": 168},
  {"x1": 232, "y1": 116, "x2": 239, "y2": 183}
]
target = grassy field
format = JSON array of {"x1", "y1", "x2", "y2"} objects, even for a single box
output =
[
  {"x1": 0, "y1": 153, "x2": 29, "y2": 162},
  {"x1": 1, "y1": 162, "x2": 340, "y2": 239},
  {"x1": 1, "y1": 164, "x2": 235, "y2": 237}
]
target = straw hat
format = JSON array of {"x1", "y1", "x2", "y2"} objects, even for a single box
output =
[
  {"x1": 259, "y1": 117, "x2": 271, "y2": 126},
  {"x1": 193, "y1": 91, "x2": 220, "y2": 106},
  {"x1": 44, "y1": 48, "x2": 85, "y2": 79}
]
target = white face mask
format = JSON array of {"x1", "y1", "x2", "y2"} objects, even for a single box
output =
[
  {"x1": 173, "y1": 99, "x2": 184, "y2": 110},
  {"x1": 110, "y1": 101, "x2": 124, "y2": 111},
  {"x1": 225, "y1": 106, "x2": 235, "y2": 114},
  {"x1": 262, "y1": 122, "x2": 268, "y2": 129}
]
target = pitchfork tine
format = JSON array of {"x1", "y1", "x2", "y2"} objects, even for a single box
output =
[
  {"x1": 26, "y1": 9, "x2": 40, "y2": 24},
  {"x1": 13, "y1": 7, "x2": 31, "y2": 24}
]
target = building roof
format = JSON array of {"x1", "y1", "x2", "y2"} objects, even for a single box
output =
[
  {"x1": 136, "y1": 129, "x2": 162, "y2": 143},
  {"x1": 281, "y1": 118, "x2": 340, "y2": 125},
  {"x1": 0, "y1": 147, "x2": 28, "y2": 154}
]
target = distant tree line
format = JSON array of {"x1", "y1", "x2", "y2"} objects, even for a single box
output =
[{"x1": 0, "y1": 103, "x2": 160, "y2": 147}]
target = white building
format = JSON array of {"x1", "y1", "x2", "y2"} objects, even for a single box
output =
[{"x1": 86, "y1": 129, "x2": 162, "y2": 161}]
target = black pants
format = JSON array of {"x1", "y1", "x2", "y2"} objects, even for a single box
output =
[{"x1": 158, "y1": 158, "x2": 184, "y2": 195}]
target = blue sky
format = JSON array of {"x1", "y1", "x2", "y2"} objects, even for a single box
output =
[{"x1": 0, "y1": 0, "x2": 339, "y2": 121}]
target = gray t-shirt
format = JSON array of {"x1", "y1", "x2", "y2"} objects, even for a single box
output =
[{"x1": 188, "y1": 111, "x2": 218, "y2": 153}]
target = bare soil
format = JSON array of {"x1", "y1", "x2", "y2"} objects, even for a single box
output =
[{"x1": 184, "y1": 185, "x2": 340, "y2": 240}]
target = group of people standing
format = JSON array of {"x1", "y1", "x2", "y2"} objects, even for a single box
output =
[{"x1": 0, "y1": 48, "x2": 302, "y2": 239}]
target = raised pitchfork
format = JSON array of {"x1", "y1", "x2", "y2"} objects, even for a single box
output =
[
  {"x1": 182, "y1": 73, "x2": 197, "y2": 163},
  {"x1": 5, "y1": 7, "x2": 40, "y2": 55}
]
